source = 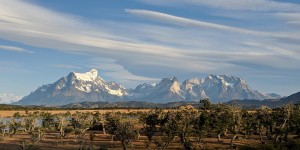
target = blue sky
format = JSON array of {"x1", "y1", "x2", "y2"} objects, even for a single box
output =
[{"x1": 0, "y1": 0, "x2": 300, "y2": 96}]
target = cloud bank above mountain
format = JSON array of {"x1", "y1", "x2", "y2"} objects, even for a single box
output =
[{"x1": 0, "y1": 0, "x2": 299, "y2": 96}]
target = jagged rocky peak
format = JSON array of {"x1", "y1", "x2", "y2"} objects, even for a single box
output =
[
  {"x1": 16, "y1": 71, "x2": 274, "y2": 105},
  {"x1": 73, "y1": 69, "x2": 100, "y2": 81},
  {"x1": 169, "y1": 81, "x2": 181, "y2": 94},
  {"x1": 160, "y1": 76, "x2": 178, "y2": 83},
  {"x1": 158, "y1": 76, "x2": 180, "y2": 89},
  {"x1": 134, "y1": 83, "x2": 155, "y2": 91},
  {"x1": 205, "y1": 74, "x2": 247, "y2": 87},
  {"x1": 183, "y1": 77, "x2": 200, "y2": 85},
  {"x1": 139, "y1": 83, "x2": 156, "y2": 88},
  {"x1": 182, "y1": 77, "x2": 201, "y2": 90}
]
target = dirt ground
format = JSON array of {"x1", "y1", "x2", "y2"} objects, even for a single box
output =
[{"x1": 0, "y1": 131, "x2": 264, "y2": 150}]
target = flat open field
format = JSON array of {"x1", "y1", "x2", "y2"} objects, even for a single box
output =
[{"x1": 0, "y1": 109, "x2": 150, "y2": 117}]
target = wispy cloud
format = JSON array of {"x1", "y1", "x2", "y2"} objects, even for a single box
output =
[
  {"x1": 125, "y1": 9, "x2": 265, "y2": 35},
  {"x1": 88, "y1": 58, "x2": 159, "y2": 87},
  {"x1": 0, "y1": 45, "x2": 33, "y2": 53},
  {"x1": 275, "y1": 13, "x2": 300, "y2": 26},
  {"x1": 140, "y1": 0, "x2": 300, "y2": 12},
  {"x1": 0, "y1": 1, "x2": 188, "y2": 81},
  {"x1": 0, "y1": 1, "x2": 183, "y2": 58},
  {"x1": 125, "y1": 9, "x2": 300, "y2": 41},
  {"x1": 0, "y1": 0, "x2": 300, "y2": 93},
  {"x1": 276, "y1": 13, "x2": 300, "y2": 20},
  {"x1": 243, "y1": 42, "x2": 300, "y2": 61},
  {"x1": 50, "y1": 64, "x2": 82, "y2": 69}
]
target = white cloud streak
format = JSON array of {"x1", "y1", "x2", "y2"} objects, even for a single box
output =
[
  {"x1": 140, "y1": 0, "x2": 300, "y2": 12},
  {"x1": 125, "y1": 9, "x2": 300, "y2": 41},
  {"x1": 0, "y1": 45, "x2": 33, "y2": 53},
  {"x1": 0, "y1": 1, "x2": 184, "y2": 58},
  {"x1": 126, "y1": 9, "x2": 264, "y2": 35},
  {"x1": 0, "y1": 0, "x2": 299, "y2": 90},
  {"x1": 243, "y1": 42, "x2": 300, "y2": 61},
  {"x1": 275, "y1": 13, "x2": 300, "y2": 26}
]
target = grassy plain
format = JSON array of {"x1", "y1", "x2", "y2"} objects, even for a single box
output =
[{"x1": 0, "y1": 109, "x2": 150, "y2": 117}]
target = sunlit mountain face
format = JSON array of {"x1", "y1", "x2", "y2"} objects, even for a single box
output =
[{"x1": 16, "y1": 69, "x2": 278, "y2": 105}]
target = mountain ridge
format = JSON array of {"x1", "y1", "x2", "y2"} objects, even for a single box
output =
[
  {"x1": 226, "y1": 91, "x2": 300, "y2": 108},
  {"x1": 15, "y1": 69, "x2": 280, "y2": 105},
  {"x1": 0, "y1": 93, "x2": 22, "y2": 104},
  {"x1": 62, "y1": 91, "x2": 299, "y2": 109}
]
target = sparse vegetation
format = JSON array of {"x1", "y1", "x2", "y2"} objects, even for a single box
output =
[{"x1": 0, "y1": 99, "x2": 299, "y2": 149}]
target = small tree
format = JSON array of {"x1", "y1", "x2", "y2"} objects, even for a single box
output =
[
  {"x1": 194, "y1": 111, "x2": 209, "y2": 147},
  {"x1": 70, "y1": 112, "x2": 93, "y2": 149},
  {"x1": 41, "y1": 112, "x2": 55, "y2": 130},
  {"x1": 71, "y1": 112, "x2": 93, "y2": 138},
  {"x1": 92, "y1": 112, "x2": 107, "y2": 134},
  {"x1": 228, "y1": 106, "x2": 242, "y2": 147},
  {"x1": 255, "y1": 106, "x2": 272, "y2": 144},
  {"x1": 0, "y1": 119, "x2": 7, "y2": 139},
  {"x1": 30, "y1": 127, "x2": 45, "y2": 144},
  {"x1": 54, "y1": 113, "x2": 73, "y2": 141},
  {"x1": 8, "y1": 118, "x2": 22, "y2": 136},
  {"x1": 211, "y1": 104, "x2": 232, "y2": 142},
  {"x1": 199, "y1": 98, "x2": 211, "y2": 111},
  {"x1": 273, "y1": 105, "x2": 292, "y2": 143},
  {"x1": 290, "y1": 104, "x2": 300, "y2": 138},
  {"x1": 154, "y1": 112, "x2": 178, "y2": 150},
  {"x1": 176, "y1": 106, "x2": 198, "y2": 150},
  {"x1": 140, "y1": 109, "x2": 161, "y2": 148},
  {"x1": 106, "y1": 113, "x2": 138, "y2": 150},
  {"x1": 22, "y1": 115, "x2": 37, "y2": 134}
]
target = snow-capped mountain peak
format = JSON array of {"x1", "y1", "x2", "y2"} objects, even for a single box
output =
[
  {"x1": 0, "y1": 93, "x2": 22, "y2": 104},
  {"x1": 182, "y1": 74, "x2": 269, "y2": 102},
  {"x1": 74, "y1": 69, "x2": 99, "y2": 81},
  {"x1": 16, "y1": 69, "x2": 126, "y2": 105},
  {"x1": 16, "y1": 72, "x2": 272, "y2": 105}
]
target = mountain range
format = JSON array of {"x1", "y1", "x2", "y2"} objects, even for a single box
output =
[
  {"x1": 15, "y1": 69, "x2": 280, "y2": 106},
  {"x1": 62, "y1": 92, "x2": 299, "y2": 109},
  {"x1": 226, "y1": 91, "x2": 300, "y2": 108},
  {"x1": 0, "y1": 93, "x2": 22, "y2": 104}
]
